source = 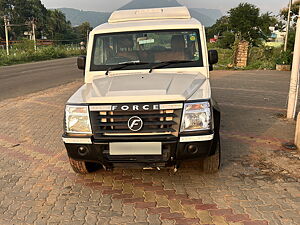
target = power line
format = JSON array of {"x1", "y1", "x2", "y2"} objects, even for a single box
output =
[
  {"x1": 0, "y1": 38, "x2": 88, "y2": 45},
  {"x1": 1, "y1": 24, "x2": 27, "y2": 27}
]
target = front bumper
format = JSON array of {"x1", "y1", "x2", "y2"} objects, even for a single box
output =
[{"x1": 62, "y1": 133, "x2": 216, "y2": 168}]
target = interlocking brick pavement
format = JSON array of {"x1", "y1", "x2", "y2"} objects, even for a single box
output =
[{"x1": 0, "y1": 70, "x2": 299, "y2": 225}]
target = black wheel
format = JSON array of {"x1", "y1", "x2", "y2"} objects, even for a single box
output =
[
  {"x1": 68, "y1": 157, "x2": 102, "y2": 174},
  {"x1": 202, "y1": 138, "x2": 221, "y2": 173}
]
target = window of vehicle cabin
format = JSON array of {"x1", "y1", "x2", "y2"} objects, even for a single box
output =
[{"x1": 91, "y1": 29, "x2": 203, "y2": 70}]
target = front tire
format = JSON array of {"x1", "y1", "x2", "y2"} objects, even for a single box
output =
[
  {"x1": 69, "y1": 157, "x2": 102, "y2": 174},
  {"x1": 202, "y1": 139, "x2": 221, "y2": 173}
]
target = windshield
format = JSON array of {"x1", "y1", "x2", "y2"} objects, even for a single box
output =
[{"x1": 90, "y1": 29, "x2": 203, "y2": 71}]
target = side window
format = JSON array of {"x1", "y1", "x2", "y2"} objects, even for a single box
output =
[
  {"x1": 93, "y1": 38, "x2": 104, "y2": 65},
  {"x1": 93, "y1": 37, "x2": 115, "y2": 65}
]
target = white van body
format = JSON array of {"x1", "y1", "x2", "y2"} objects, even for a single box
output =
[{"x1": 63, "y1": 7, "x2": 221, "y2": 174}]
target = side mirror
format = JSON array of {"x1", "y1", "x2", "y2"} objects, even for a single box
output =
[
  {"x1": 77, "y1": 56, "x2": 86, "y2": 70},
  {"x1": 208, "y1": 50, "x2": 218, "y2": 65}
]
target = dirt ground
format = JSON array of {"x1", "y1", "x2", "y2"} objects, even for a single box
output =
[{"x1": 0, "y1": 70, "x2": 299, "y2": 225}]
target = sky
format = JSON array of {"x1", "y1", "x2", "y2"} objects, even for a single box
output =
[{"x1": 40, "y1": 0, "x2": 288, "y2": 15}]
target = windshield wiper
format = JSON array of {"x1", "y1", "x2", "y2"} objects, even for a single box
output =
[
  {"x1": 149, "y1": 60, "x2": 194, "y2": 73},
  {"x1": 105, "y1": 62, "x2": 149, "y2": 75}
]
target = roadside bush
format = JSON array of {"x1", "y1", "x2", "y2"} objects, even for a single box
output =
[
  {"x1": 0, "y1": 45, "x2": 81, "y2": 66},
  {"x1": 216, "y1": 32, "x2": 235, "y2": 49},
  {"x1": 207, "y1": 43, "x2": 235, "y2": 69},
  {"x1": 14, "y1": 39, "x2": 35, "y2": 52},
  {"x1": 274, "y1": 50, "x2": 293, "y2": 65},
  {"x1": 38, "y1": 46, "x2": 67, "y2": 59},
  {"x1": 246, "y1": 46, "x2": 281, "y2": 69},
  {"x1": 208, "y1": 43, "x2": 284, "y2": 70},
  {"x1": 1, "y1": 41, "x2": 290, "y2": 70},
  {"x1": 214, "y1": 48, "x2": 235, "y2": 69}
]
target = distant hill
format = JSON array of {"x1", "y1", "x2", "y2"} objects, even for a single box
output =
[
  {"x1": 58, "y1": 8, "x2": 110, "y2": 28},
  {"x1": 118, "y1": 0, "x2": 222, "y2": 26},
  {"x1": 189, "y1": 9, "x2": 215, "y2": 27},
  {"x1": 119, "y1": 0, "x2": 181, "y2": 10},
  {"x1": 190, "y1": 8, "x2": 223, "y2": 24},
  {"x1": 58, "y1": 0, "x2": 222, "y2": 28}
]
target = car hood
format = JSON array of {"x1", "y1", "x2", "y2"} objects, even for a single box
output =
[{"x1": 72, "y1": 72, "x2": 208, "y2": 104}]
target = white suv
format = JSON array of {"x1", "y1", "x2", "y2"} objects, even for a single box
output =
[{"x1": 62, "y1": 7, "x2": 220, "y2": 174}]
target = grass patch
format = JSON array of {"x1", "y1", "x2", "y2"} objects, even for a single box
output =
[
  {"x1": 1, "y1": 41, "x2": 286, "y2": 70},
  {"x1": 208, "y1": 43, "x2": 284, "y2": 70},
  {"x1": 0, "y1": 45, "x2": 82, "y2": 66}
]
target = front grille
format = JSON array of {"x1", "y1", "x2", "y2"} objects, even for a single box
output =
[{"x1": 90, "y1": 105, "x2": 182, "y2": 139}]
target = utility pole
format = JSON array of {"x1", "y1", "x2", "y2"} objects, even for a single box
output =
[
  {"x1": 86, "y1": 29, "x2": 89, "y2": 45},
  {"x1": 287, "y1": 7, "x2": 300, "y2": 119},
  {"x1": 284, "y1": 0, "x2": 293, "y2": 52},
  {"x1": 3, "y1": 15, "x2": 10, "y2": 56},
  {"x1": 32, "y1": 18, "x2": 37, "y2": 51}
]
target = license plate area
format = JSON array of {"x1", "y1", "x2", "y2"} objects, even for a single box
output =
[{"x1": 109, "y1": 142, "x2": 162, "y2": 155}]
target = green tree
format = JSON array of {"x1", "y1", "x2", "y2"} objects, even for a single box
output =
[
  {"x1": 217, "y1": 31, "x2": 235, "y2": 49},
  {"x1": 46, "y1": 9, "x2": 68, "y2": 39},
  {"x1": 206, "y1": 16, "x2": 230, "y2": 39},
  {"x1": 0, "y1": 1, "x2": 77, "y2": 42},
  {"x1": 43, "y1": 9, "x2": 77, "y2": 42},
  {"x1": 0, "y1": 0, "x2": 48, "y2": 39},
  {"x1": 74, "y1": 21, "x2": 93, "y2": 42},
  {"x1": 0, "y1": 0, "x2": 13, "y2": 15},
  {"x1": 280, "y1": 0, "x2": 300, "y2": 25},
  {"x1": 206, "y1": 3, "x2": 277, "y2": 47},
  {"x1": 16, "y1": 0, "x2": 48, "y2": 39},
  {"x1": 228, "y1": 3, "x2": 276, "y2": 45},
  {"x1": 0, "y1": 0, "x2": 14, "y2": 40},
  {"x1": 279, "y1": 1, "x2": 299, "y2": 53}
]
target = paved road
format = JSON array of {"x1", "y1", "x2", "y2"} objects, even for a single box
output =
[
  {"x1": 0, "y1": 69, "x2": 299, "y2": 225},
  {"x1": 0, "y1": 58, "x2": 82, "y2": 101}
]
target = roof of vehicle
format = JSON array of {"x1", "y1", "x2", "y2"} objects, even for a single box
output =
[
  {"x1": 91, "y1": 7, "x2": 203, "y2": 35},
  {"x1": 108, "y1": 7, "x2": 191, "y2": 23}
]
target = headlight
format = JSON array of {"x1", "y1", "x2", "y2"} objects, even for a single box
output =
[
  {"x1": 65, "y1": 105, "x2": 92, "y2": 134},
  {"x1": 180, "y1": 102, "x2": 211, "y2": 132}
]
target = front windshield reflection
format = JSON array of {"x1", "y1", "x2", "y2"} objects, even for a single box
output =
[{"x1": 91, "y1": 29, "x2": 203, "y2": 71}]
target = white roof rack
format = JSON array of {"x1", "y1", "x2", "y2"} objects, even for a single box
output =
[{"x1": 108, "y1": 7, "x2": 191, "y2": 24}]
